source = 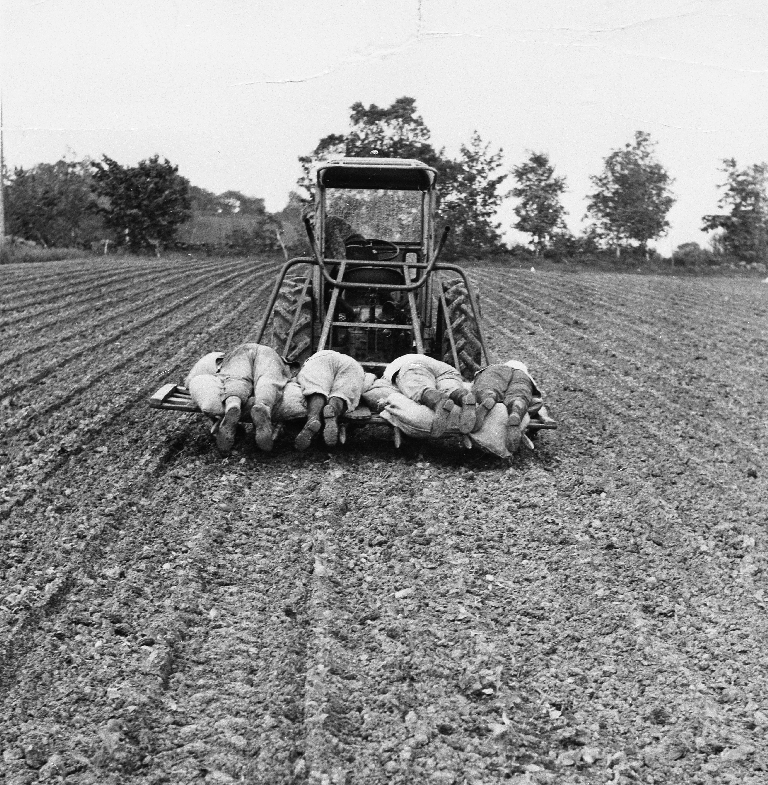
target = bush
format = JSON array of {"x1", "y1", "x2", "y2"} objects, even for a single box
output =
[
  {"x1": 0, "y1": 243, "x2": 89, "y2": 265},
  {"x1": 176, "y1": 214, "x2": 281, "y2": 255},
  {"x1": 671, "y1": 242, "x2": 718, "y2": 267},
  {"x1": 91, "y1": 155, "x2": 191, "y2": 253},
  {"x1": 507, "y1": 243, "x2": 537, "y2": 261}
]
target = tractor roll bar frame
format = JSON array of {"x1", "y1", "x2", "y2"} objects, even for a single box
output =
[
  {"x1": 255, "y1": 257, "x2": 489, "y2": 368},
  {"x1": 303, "y1": 217, "x2": 451, "y2": 293}
]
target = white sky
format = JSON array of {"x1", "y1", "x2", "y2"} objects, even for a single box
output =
[{"x1": 3, "y1": 0, "x2": 768, "y2": 252}]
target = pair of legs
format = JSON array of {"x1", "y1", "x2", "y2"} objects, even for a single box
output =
[
  {"x1": 472, "y1": 364, "x2": 535, "y2": 452},
  {"x1": 387, "y1": 355, "x2": 476, "y2": 437},
  {"x1": 188, "y1": 343, "x2": 289, "y2": 455},
  {"x1": 294, "y1": 351, "x2": 366, "y2": 450}
]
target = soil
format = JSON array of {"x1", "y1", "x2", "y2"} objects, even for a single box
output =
[{"x1": 1, "y1": 256, "x2": 766, "y2": 784}]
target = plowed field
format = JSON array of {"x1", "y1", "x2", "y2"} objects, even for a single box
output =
[{"x1": 1, "y1": 256, "x2": 767, "y2": 785}]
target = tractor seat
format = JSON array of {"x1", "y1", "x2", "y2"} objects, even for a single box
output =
[{"x1": 341, "y1": 266, "x2": 405, "y2": 287}]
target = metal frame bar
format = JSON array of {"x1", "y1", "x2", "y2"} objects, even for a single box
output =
[
  {"x1": 254, "y1": 257, "x2": 489, "y2": 371},
  {"x1": 255, "y1": 259, "x2": 313, "y2": 344},
  {"x1": 317, "y1": 260, "x2": 347, "y2": 351},
  {"x1": 150, "y1": 382, "x2": 557, "y2": 435},
  {"x1": 434, "y1": 264, "x2": 491, "y2": 366},
  {"x1": 438, "y1": 281, "x2": 460, "y2": 370},
  {"x1": 282, "y1": 274, "x2": 312, "y2": 356},
  {"x1": 302, "y1": 219, "x2": 450, "y2": 293},
  {"x1": 404, "y1": 262, "x2": 425, "y2": 354},
  {"x1": 328, "y1": 322, "x2": 412, "y2": 330}
]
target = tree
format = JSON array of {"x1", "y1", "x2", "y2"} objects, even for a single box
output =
[
  {"x1": 441, "y1": 132, "x2": 507, "y2": 253},
  {"x1": 702, "y1": 159, "x2": 768, "y2": 262},
  {"x1": 298, "y1": 97, "x2": 510, "y2": 255},
  {"x1": 91, "y1": 155, "x2": 191, "y2": 253},
  {"x1": 188, "y1": 184, "x2": 222, "y2": 215},
  {"x1": 5, "y1": 158, "x2": 103, "y2": 247},
  {"x1": 298, "y1": 97, "x2": 455, "y2": 198},
  {"x1": 510, "y1": 151, "x2": 567, "y2": 255},
  {"x1": 671, "y1": 241, "x2": 717, "y2": 268},
  {"x1": 586, "y1": 131, "x2": 675, "y2": 257}
]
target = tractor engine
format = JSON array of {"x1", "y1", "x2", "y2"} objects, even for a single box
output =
[{"x1": 330, "y1": 263, "x2": 413, "y2": 364}]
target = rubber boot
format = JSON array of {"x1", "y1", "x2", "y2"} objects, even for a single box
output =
[
  {"x1": 250, "y1": 402, "x2": 274, "y2": 452},
  {"x1": 505, "y1": 372, "x2": 534, "y2": 453},
  {"x1": 449, "y1": 389, "x2": 476, "y2": 434},
  {"x1": 505, "y1": 420, "x2": 523, "y2": 454},
  {"x1": 421, "y1": 388, "x2": 454, "y2": 438},
  {"x1": 505, "y1": 399, "x2": 528, "y2": 453},
  {"x1": 505, "y1": 372, "x2": 534, "y2": 427},
  {"x1": 472, "y1": 394, "x2": 497, "y2": 433},
  {"x1": 323, "y1": 396, "x2": 346, "y2": 446},
  {"x1": 295, "y1": 393, "x2": 325, "y2": 451},
  {"x1": 216, "y1": 396, "x2": 241, "y2": 455}
]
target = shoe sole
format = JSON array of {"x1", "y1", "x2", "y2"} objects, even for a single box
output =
[
  {"x1": 322, "y1": 404, "x2": 339, "y2": 446},
  {"x1": 471, "y1": 397, "x2": 496, "y2": 433},
  {"x1": 216, "y1": 406, "x2": 240, "y2": 455},
  {"x1": 251, "y1": 405, "x2": 274, "y2": 452},
  {"x1": 295, "y1": 418, "x2": 321, "y2": 451},
  {"x1": 505, "y1": 427, "x2": 522, "y2": 453},
  {"x1": 430, "y1": 399, "x2": 455, "y2": 438},
  {"x1": 458, "y1": 393, "x2": 476, "y2": 434}
]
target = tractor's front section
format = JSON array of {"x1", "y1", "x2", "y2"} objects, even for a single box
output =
[
  {"x1": 150, "y1": 157, "x2": 558, "y2": 450},
  {"x1": 256, "y1": 157, "x2": 488, "y2": 378}
]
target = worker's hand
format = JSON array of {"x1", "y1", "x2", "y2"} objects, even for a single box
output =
[{"x1": 372, "y1": 398, "x2": 390, "y2": 414}]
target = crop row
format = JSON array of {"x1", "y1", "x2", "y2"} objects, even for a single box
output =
[
  {"x1": 474, "y1": 269, "x2": 766, "y2": 469},
  {"x1": 0, "y1": 258, "x2": 260, "y2": 371}
]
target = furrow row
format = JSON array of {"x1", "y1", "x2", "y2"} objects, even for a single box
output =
[
  {"x1": 0, "y1": 258, "x2": 269, "y2": 368},
  {"x1": 475, "y1": 271, "x2": 765, "y2": 419},
  {"x1": 0, "y1": 258, "x2": 175, "y2": 310},
  {"x1": 0, "y1": 271, "x2": 273, "y2": 471},
  {"x1": 0, "y1": 261, "x2": 132, "y2": 305},
  {"x1": 0, "y1": 256, "x2": 253, "y2": 329},
  {"x1": 476, "y1": 269, "x2": 767, "y2": 364},
  {"x1": 0, "y1": 263, "x2": 264, "y2": 404},
  {"x1": 482, "y1": 300, "x2": 763, "y2": 476},
  {"x1": 0, "y1": 254, "x2": 232, "y2": 297},
  {"x1": 499, "y1": 269, "x2": 768, "y2": 342}
]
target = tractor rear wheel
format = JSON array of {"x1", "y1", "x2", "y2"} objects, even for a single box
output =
[
  {"x1": 440, "y1": 277, "x2": 483, "y2": 380},
  {"x1": 269, "y1": 276, "x2": 313, "y2": 364}
]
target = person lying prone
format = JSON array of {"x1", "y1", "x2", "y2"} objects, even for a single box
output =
[
  {"x1": 294, "y1": 350, "x2": 375, "y2": 450},
  {"x1": 186, "y1": 342, "x2": 290, "y2": 455},
  {"x1": 471, "y1": 360, "x2": 543, "y2": 453},
  {"x1": 381, "y1": 354, "x2": 476, "y2": 437}
]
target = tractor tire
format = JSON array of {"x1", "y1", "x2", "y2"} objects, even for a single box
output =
[
  {"x1": 269, "y1": 276, "x2": 313, "y2": 364},
  {"x1": 441, "y1": 277, "x2": 483, "y2": 380}
]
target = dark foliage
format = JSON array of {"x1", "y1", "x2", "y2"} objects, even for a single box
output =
[
  {"x1": 298, "y1": 97, "x2": 507, "y2": 257},
  {"x1": 702, "y1": 159, "x2": 768, "y2": 262},
  {"x1": 586, "y1": 131, "x2": 675, "y2": 256},
  {"x1": 511, "y1": 152, "x2": 567, "y2": 255},
  {"x1": 4, "y1": 159, "x2": 105, "y2": 248},
  {"x1": 91, "y1": 155, "x2": 192, "y2": 253}
]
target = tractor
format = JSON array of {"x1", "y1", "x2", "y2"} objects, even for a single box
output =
[
  {"x1": 150, "y1": 157, "x2": 556, "y2": 448},
  {"x1": 259, "y1": 156, "x2": 488, "y2": 377}
]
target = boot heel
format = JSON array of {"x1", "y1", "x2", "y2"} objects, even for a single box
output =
[
  {"x1": 430, "y1": 398, "x2": 454, "y2": 438},
  {"x1": 459, "y1": 393, "x2": 476, "y2": 434},
  {"x1": 250, "y1": 403, "x2": 274, "y2": 452},
  {"x1": 295, "y1": 418, "x2": 321, "y2": 451},
  {"x1": 216, "y1": 404, "x2": 241, "y2": 455},
  {"x1": 322, "y1": 404, "x2": 339, "y2": 446}
]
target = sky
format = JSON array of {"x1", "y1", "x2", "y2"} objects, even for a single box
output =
[{"x1": 3, "y1": 0, "x2": 768, "y2": 253}]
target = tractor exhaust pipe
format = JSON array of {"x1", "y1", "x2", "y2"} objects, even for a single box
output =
[{"x1": 433, "y1": 225, "x2": 451, "y2": 265}]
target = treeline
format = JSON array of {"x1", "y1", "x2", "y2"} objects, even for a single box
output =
[
  {"x1": 298, "y1": 97, "x2": 768, "y2": 269},
  {"x1": 2, "y1": 156, "x2": 283, "y2": 258},
  {"x1": 3, "y1": 96, "x2": 768, "y2": 269}
]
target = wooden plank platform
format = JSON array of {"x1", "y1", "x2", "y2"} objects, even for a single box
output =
[{"x1": 149, "y1": 385, "x2": 557, "y2": 432}]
